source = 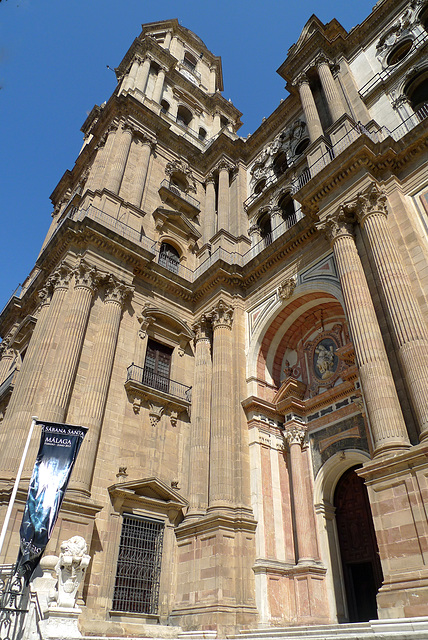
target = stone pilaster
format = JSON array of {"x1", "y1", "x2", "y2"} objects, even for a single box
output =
[
  {"x1": 70, "y1": 276, "x2": 132, "y2": 497},
  {"x1": 129, "y1": 136, "x2": 154, "y2": 208},
  {"x1": 350, "y1": 183, "x2": 428, "y2": 441},
  {"x1": 319, "y1": 211, "x2": 410, "y2": 457},
  {"x1": 0, "y1": 264, "x2": 72, "y2": 477},
  {"x1": 284, "y1": 422, "x2": 318, "y2": 564},
  {"x1": 315, "y1": 57, "x2": 345, "y2": 124},
  {"x1": 208, "y1": 299, "x2": 234, "y2": 509},
  {"x1": 204, "y1": 174, "x2": 216, "y2": 242},
  {"x1": 41, "y1": 259, "x2": 98, "y2": 425},
  {"x1": 136, "y1": 57, "x2": 151, "y2": 94},
  {"x1": 297, "y1": 74, "x2": 323, "y2": 142},
  {"x1": 104, "y1": 122, "x2": 133, "y2": 194},
  {"x1": 85, "y1": 124, "x2": 117, "y2": 192},
  {"x1": 186, "y1": 316, "x2": 212, "y2": 517}
]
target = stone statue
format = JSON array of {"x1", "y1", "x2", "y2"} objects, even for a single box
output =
[{"x1": 50, "y1": 536, "x2": 90, "y2": 609}]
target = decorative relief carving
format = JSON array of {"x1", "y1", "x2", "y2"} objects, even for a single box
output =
[
  {"x1": 278, "y1": 278, "x2": 296, "y2": 301},
  {"x1": 316, "y1": 210, "x2": 355, "y2": 245},
  {"x1": 73, "y1": 258, "x2": 99, "y2": 292},
  {"x1": 49, "y1": 536, "x2": 91, "y2": 610},
  {"x1": 103, "y1": 275, "x2": 133, "y2": 307},
  {"x1": 165, "y1": 159, "x2": 197, "y2": 193},
  {"x1": 193, "y1": 315, "x2": 211, "y2": 343},
  {"x1": 284, "y1": 424, "x2": 307, "y2": 447}
]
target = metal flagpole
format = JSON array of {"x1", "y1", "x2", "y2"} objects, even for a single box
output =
[{"x1": 0, "y1": 417, "x2": 38, "y2": 562}]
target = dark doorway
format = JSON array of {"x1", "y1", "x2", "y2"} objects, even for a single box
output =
[{"x1": 334, "y1": 466, "x2": 383, "y2": 622}]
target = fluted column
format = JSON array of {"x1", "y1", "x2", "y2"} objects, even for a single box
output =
[
  {"x1": 152, "y1": 67, "x2": 166, "y2": 104},
  {"x1": 0, "y1": 342, "x2": 16, "y2": 384},
  {"x1": 217, "y1": 161, "x2": 230, "y2": 232},
  {"x1": 70, "y1": 276, "x2": 132, "y2": 496},
  {"x1": 42, "y1": 259, "x2": 98, "y2": 424},
  {"x1": 285, "y1": 423, "x2": 318, "y2": 564},
  {"x1": 0, "y1": 264, "x2": 72, "y2": 477},
  {"x1": 130, "y1": 137, "x2": 153, "y2": 208},
  {"x1": 136, "y1": 57, "x2": 151, "y2": 95},
  {"x1": 204, "y1": 174, "x2": 216, "y2": 242},
  {"x1": 186, "y1": 316, "x2": 212, "y2": 517},
  {"x1": 316, "y1": 57, "x2": 345, "y2": 124},
  {"x1": 86, "y1": 124, "x2": 118, "y2": 191},
  {"x1": 297, "y1": 75, "x2": 323, "y2": 142},
  {"x1": 105, "y1": 123, "x2": 133, "y2": 194},
  {"x1": 319, "y1": 212, "x2": 410, "y2": 457},
  {"x1": 351, "y1": 183, "x2": 428, "y2": 441},
  {"x1": 208, "y1": 300, "x2": 234, "y2": 509}
]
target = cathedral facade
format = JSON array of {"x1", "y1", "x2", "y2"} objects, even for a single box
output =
[{"x1": 1, "y1": 0, "x2": 428, "y2": 636}]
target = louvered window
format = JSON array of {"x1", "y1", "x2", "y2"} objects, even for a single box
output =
[{"x1": 112, "y1": 514, "x2": 164, "y2": 614}]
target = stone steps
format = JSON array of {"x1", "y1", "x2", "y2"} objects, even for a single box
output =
[{"x1": 227, "y1": 616, "x2": 428, "y2": 640}]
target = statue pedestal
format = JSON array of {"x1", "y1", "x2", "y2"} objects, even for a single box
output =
[{"x1": 39, "y1": 607, "x2": 82, "y2": 639}]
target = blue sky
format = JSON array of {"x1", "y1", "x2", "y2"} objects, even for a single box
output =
[{"x1": 0, "y1": 0, "x2": 376, "y2": 317}]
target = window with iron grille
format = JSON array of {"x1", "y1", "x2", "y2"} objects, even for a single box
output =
[{"x1": 112, "y1": 514, "x2": 164, "y2": 614}]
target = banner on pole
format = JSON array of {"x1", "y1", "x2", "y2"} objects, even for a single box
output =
[{"x1": 16, "y1": 421, "x2": 87, "y2": 584}]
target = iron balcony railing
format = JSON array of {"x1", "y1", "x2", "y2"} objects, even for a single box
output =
[
  {"x1": 126, "y1": 364, "x2": 192, "y2": 403},
  {"x1": 181, "y1": 58, "x2": 201, "y2": 82},
  {"x1": 159, "y1": 179, "x2": 200, "y2": 210}
]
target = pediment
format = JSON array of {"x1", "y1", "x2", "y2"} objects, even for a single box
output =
[
  {"x1": 108, "y1": 476, "x2": 188, "y2": 522},
  {"x1": 138, "y1": 304, "x2": 194, "y2": 346},
  {"x1": 153, "y1": 207, "x2": 201, "y2": 243}
]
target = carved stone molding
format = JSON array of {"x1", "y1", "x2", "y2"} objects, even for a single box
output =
[
  {"x1": 354, "y1": 182, "x2": 388, "y2": 224},
  {"x1": 50, "y1": 262, "x2": 73, "y2": 292},
  {"x1": 214, "y1": 157, "x2": 235, "y2": 174},
  {"x1": 193, "y1": 315, "x2": 211, "y2": 343},
  {"x1": 209, "y1": 299, "x2": 234, "y2": 330},
  {"x1": 316, "y1": 210, "x2": 355, "y2": 245},
  {"x1": 73, "y1": 258, "x2": 99, "y2": 292},
  {"x1": 278, "y1": 278, "x2": 296, "y2": 301}
]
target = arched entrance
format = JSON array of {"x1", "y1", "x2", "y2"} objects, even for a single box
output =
[{"x1": 334, "y1": 466, "x2": 383, "y2": 622}]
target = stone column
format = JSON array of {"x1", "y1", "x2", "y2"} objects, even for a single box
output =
[
  {"x1": 316, "y1": 57, "x2": 345, "y2": 124},
  {"x1": 42, "y1": 259, "x2": 98, "y2": 424},
  {"x1": 105, "y1": 123, "x2": 133, "y2": 195},
  {"x1": 208, "y1": 300, "x2": 234, "y2": 509},
  {"x1": 186, "y1": 316, "x2": 212, "y2": 517},
  {"x1": 136, "y1": 57, "x2": 151, "y2": 95},
  {"x1": 213, "y1": 110, "x2": 221, "y2": 135},
  {"x1": 285, "y1": 423, "x2": 318, "y2": 564},
  {"x1": 204, "y1": 174, "x2": 216, "y2": 242},
  {"x1": 70, "y1": 277, "x2": 132, "y2": 497},
  {"x1": 297, "y1": 74, "x2": 323, "y2": 142},
  {"x1": 130, "y1": 137, "x2": 153, "y2": 209},
  {"x1": 164, "y1": 32, "x2": 172, "y2": 49},
  {"x1": 209, "y1": 66, "x2": 216, "y2": 93},
  {"x1": 217, "y1": 161, "x2": 230, "y2": 232},
  {"x1": 351, "y1": 183, "x2": 428, "y2": 441},
  {"x1": 122, "y1": 57, "x2": 140, "y2": 93},
  {"x1": 319, "y1": 211, "x2": 410, "y2": 457},
  {"x1": 152, "y1": 67, "x2": 166, "y2": 104},
  {"x1": 0, "y1": 342, "x2": 16, "y2": 384},
  {"x1": 0, "y1": 264, "x2": 72, "y2": 477}
]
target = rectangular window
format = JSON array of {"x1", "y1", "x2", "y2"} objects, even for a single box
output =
[
  {"x1": 112, "y1": 514, "x2": 164, "y2": 615},
  {"x1": 143, "y1": 339, "x2": 172, "y2": 393}
]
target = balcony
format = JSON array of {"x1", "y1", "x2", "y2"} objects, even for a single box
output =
[
  {"x1": 158, "y1": 180, "x2": 200, "y2": 216},
  {"x1": 125, "y1": 364, "x2": 192, "y2": 422}
]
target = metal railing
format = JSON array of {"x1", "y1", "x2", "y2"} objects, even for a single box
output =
[
  {"x1": 181, "y1": 58, "x2": 201, "y2": 82},
  {"x1": 159, "y1": 179, "x2": 200, "y2": 209},
  {"x1": 126, "y1": 364, "x2": 192, "y2": 403}
]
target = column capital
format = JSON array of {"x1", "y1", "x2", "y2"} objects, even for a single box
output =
[
  {"x1": 354, "y1": 182, "x2": 388, "y2": 225},
  {"x1": 209, "y1": 299, "x2": 234, "y2": 330},
  {"x1": 284, "y1": 422, "x2": 307, "y2": 447},
  {"x1": 50, "y1": 262, "x2": 73, "y2": 292},
  {"x1": 317, "y1": 209, "x2": 355, "y2": 245},
  {"x1": 295, "y1": 73, "x2": 310, "y2": 87},
  {"x1": 134, "y1": 132, "x2": 156, "y2": 150},
  {"x1": 314, "y1": 54, "x2": 333, "y2": 68},
  {"x1": 214, "y1": 157, "x2": 235, "y2": 174},
  {"x1": 193, "y1": 315, "x2": 211, "y2": 343},
  {"x1": 73, "y1": 258, "x2": 99, "y2": 293},
  {"x1": 103, "y1": 275, "x2": 133, "y2": 307},
  {"x1": 204, "y1": 172, "x2": 216, "y2": 186}
]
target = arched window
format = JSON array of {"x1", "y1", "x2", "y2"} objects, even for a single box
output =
[
  {"x1": 404, "y1": 69, "x2": 428, "y2": 114},
  {"x1": 160, "y1": 99, "x2": 170, "y2": 114},
  {"x1": 198, "y1": 127, "x2": 207, "y2": 141},
  {"x1": 258, "y1": 212, "x2": 272, "y2": 248},
  {"x1": 278, "y1": 193, "x2": 297, "y2": 229},
  {"x1": 273, "y1": 151, "x2": 288, "y2": 176},
  {"x1": 177, "y1": 105, "x2": 193, "y2": 128},
  {"x1": 419, "y1": 4, "x2": 428, "y2": 32},
  {"x1": 159, "y1": 242, "x2": 180, "y2": 274}
]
